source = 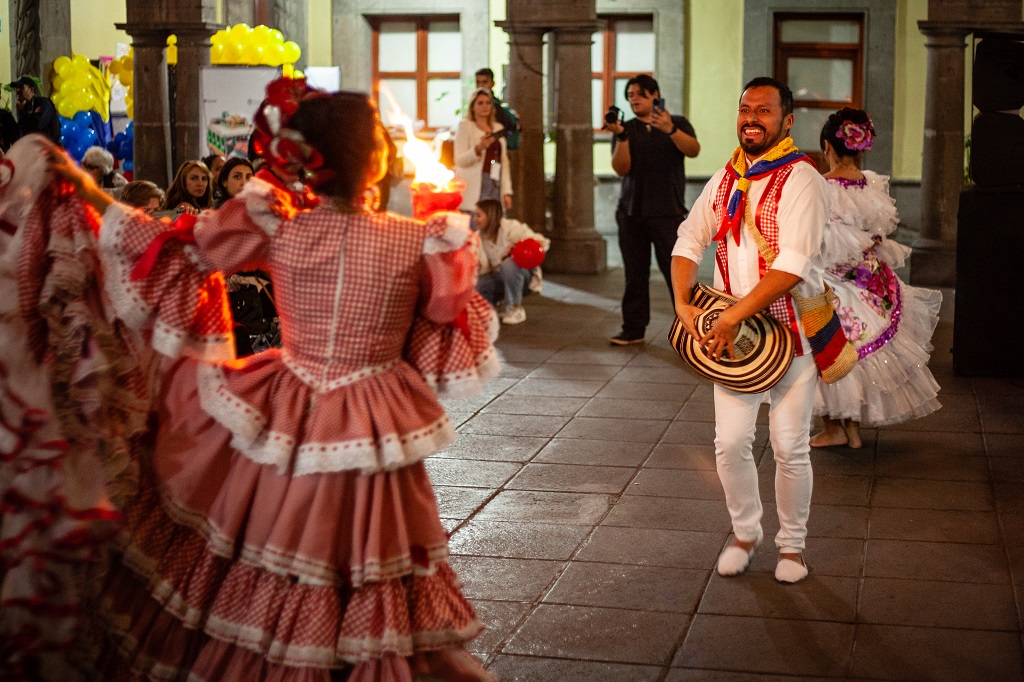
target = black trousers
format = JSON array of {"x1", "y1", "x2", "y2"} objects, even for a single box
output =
[{"x1": 616, "y1": 210, "x2": 686, "y2": 335}]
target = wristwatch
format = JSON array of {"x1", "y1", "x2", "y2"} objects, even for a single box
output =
[
  {"x1": 615, "y1": 130, "x2": 628, "y2": 142},
  {"x1": 668, "y1": 125, "x2": 679, "y2": 136}
]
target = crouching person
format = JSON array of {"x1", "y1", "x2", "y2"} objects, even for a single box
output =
[{"x1": 473, "y1": 198, "x2": 549, "y2": 325}]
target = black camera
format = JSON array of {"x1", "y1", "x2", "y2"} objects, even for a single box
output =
[{"x1": 604, "y1": 105, "x2": 623, "y2": 125}]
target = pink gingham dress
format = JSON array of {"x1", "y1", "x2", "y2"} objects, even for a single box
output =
[{"x1": 91, "y1": 177, "x2": 501, "y2": 681}]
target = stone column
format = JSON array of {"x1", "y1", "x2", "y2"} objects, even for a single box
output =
[
  {"x1": 129, "y1": 32, "x2": 172, "y2": 187},
  {"x1": 9, "y1": 0, "x2": 71, "y2": 92},
  {"x1": 271, "y1": 0, "x2": 309, "y2": 71},
  {"x1": 171, "y1": 29, "x2": 214, "y2": 172},
  {"x1": 548, "y1": 25, "x2": 606, "y2": 274},
  {"x1": 501, "y1": 26, "x2": 546, "y2": 233},
  {"x1": 910, "y1": 23, "x2": 970, "y2": 287}
]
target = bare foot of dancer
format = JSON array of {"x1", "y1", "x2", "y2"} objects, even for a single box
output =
[
  {"x1": 844, "y1": 420, "x2": 863, "y2": 449},
  {"x1": 809, "y1": 417, "x2": 848, "y2": 447}
]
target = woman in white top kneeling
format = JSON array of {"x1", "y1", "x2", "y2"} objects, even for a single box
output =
[{"x1": 473, "y1": 198, "x2": 550, "y2": 325}]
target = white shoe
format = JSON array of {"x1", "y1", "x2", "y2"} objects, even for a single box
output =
[
  {"x1": 501, "y1": 305, "x2": 526, "y2": 325},
  {"x1": 775, "y1": 554, "x2": 809, "y2": 583},
  {"x1": 717, "y1": 526, "x2": 763, "y2": 576}
]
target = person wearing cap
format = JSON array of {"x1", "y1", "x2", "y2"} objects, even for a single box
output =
[{"x1": 10, "y1": 76, "x2": 60, "y2": 145}]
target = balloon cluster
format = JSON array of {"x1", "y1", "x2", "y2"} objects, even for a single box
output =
[
  {"x1": 107, "y1": 122, "x2": 135, "y2": 172},
  {"x1": 108, "y1": 50, "x2": 135, "y2": 119},
  {"x1": 210, "y1": 24, "x2": 302, "y2": 71},
  {"x1": 50, "y1": 54, "x2": 112, "y2": 122},
  {"x1": 59, "y1": 111, "x2": 99, "y2": 161}
]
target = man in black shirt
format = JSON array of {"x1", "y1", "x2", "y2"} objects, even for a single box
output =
[
  {"x1": 10, "y1": 76, "x2": 61, "y2": 145},
  {"x1": 605, "y1": 74, "x2": 699, "y2": 345}
]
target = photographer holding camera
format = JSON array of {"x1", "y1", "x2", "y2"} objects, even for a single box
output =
[{"x1": 606, "y1": 74, "x2": 699, "y2": 346}]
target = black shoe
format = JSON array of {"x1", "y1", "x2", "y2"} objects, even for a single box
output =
[{"x1": 609, "y1": 331, "x2": 645, "y2": 346}]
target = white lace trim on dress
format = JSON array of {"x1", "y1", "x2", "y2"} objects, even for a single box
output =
[
  {"x1": 281, "y1": 353, "x2": 401, "y2": 393},
  {"x1": 422, "y1": 212, "x2": 472, "y2": 255}
]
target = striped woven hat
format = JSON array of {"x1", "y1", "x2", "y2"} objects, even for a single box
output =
[{"x1": 669, "y1": 283, "x2": 795, "y2": 393}]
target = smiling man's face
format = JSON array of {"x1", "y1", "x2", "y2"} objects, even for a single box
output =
[{"x1": 736, "y1": 85, "x2": 794, "y2": 157}]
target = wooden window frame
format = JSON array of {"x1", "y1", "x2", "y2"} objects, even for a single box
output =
[
  {"x1": 774, "y1": 12, "x2": 864, "y2": 167},
  {"x1": 371, "y1": 15, "x2": 461, "y2": 132},
  {"x1": 593, "y1": 15, "x2": 655, "y2": 132}
]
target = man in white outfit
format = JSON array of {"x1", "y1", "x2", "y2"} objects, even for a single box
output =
[{"x1": 671, "y1": 77, "x2": 830, "y2": 583}]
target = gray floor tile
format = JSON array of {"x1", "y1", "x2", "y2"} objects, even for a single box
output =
[
  {"x1": 850, "y1": 623, "x2": 1024, "y2": 681},
  {"x1": 506, "y1": 462, "x2": 635, "y2": 494},
  {"x1": 435, "y1": 434, "x2": 548, "y2": 462},
  {"x1": 526, "y1": 363, "x2": 622, "y2": 381},
  {"x1": 424, "y1": 458, "x2": 522, "y2": 488},
  {"x1": 987, "y1": 433, "x2": 1024, "y2": 457},
  {"x1": 698, "y1": 572, "x2": 859, "y2": 623},
  {"x1": 808, "y1": 448, "x2": 875, "y2": 476},
  {"x1": 627, "y1": 467, "x2": 725, "y2": 499},
  {"x1": 645, "y1": 443, "x2": 718, "y2": 470},
  {"x1": 506, "y1": 378, "x2": 607, "y2": 398},
  {"x1": 595, "y1": 380, "x2": 695, "y2": 402},
  {"x1": 557, "y1": 416, "x2": 669, "y2": 442},
  {"x1": 544, "y1": 561, "x2": 709, "y2": 613},
  {"x1": 1003, "y1": 513, "x2": 1024, "y2": 545},
  {"x1": 674, "y1": 614, "x2": 853, "y2": 677},
  {"x1": 666, "y1": 672, "x2": 837, "y2": 682},
  {"x1": 982, "y1": 411, "x2": 1024, "y2": 434},
  {"x1": 991, "y1": 456, "x2": 1024, "y2": 483},
  {"x1": 995, "y1": 482, "x2": 1024, "y2": 513},
  {"x1": 864, "y1": 539, "x2": 1012, "y2": 584},
  {"x1": 876, "y1": 429, "x2": 986, "y2": 458},
  {"x1": 476, "y1": 490, "x2": 613, "y2": 525},
  {"x1": 579, "y1": 397, "x2": 682, "y2": 420},
  {"x1": 875, "y1": 450, "x2": 991, "y2": 481},
  {"x1": 871, "y1": 477, "x2": 994, "y2": 511},
  {"x1": 449, "y1": 520, "x2": 591, "y2": 560},
  {"x1": 487, "y1": 655, "x2": 662, "y2": 682},
  {"x1": 603, "y1": 495, "x2": 731, "y2": 533},
  {"x1": 745, "y1": 537, "x2": 866, "y2": 578},
  {"x1": 576, "y1": 526, "x2": 724, "y2": 570},
  {"x1": 886, "y1": 407, "x2": 981, "y2": 433},
  {"x1": 756, "y1": 471, "x2": 871, "y2": 507},
  {"x1": 804, "y1": 504, "x2": 870, "y2": 539},
  {"x1": 433, "y1": 485, "x2": 495, "y2": 520},
  {"x1": 545, "y1": 346, "x2": 640, "y2": 366},
  {"x1": 661, "y1": 420, "x2": 719, "y2": 445},
  {"x1": 533, "y1": 437, "x2": 653, "y2": 467},
  {"x1": 505, "y1": 604, "x2": 688, "y2": 665},
  {"x1": 450, "y1": 556, "x2": 564, "y2": 601},
  {"x1": 498, "y1": 345, "x2": 558, "y2": 364},
  {"x1": 614, "y1": 365, "x2": 700, "y2": 385},
  {"x1": 458, "y1": 413, "x2": 571, "y2": 438},
  {"x1": 858, "y1": 576, "x2": 1019, "y2": 630},
  {"x1": 869, "y1": 507, "x2": 1002, "y2": 544},
  {"x1": 467, "y1": 600, "x2": 532, "y2": 657},
  {"x1": 479, "y1": 394, "x2": 588, "y2": 417}
]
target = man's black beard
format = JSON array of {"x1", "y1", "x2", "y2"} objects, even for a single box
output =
[{"x1": 740, "y1": 128, "x2": 788, "y2": 157}]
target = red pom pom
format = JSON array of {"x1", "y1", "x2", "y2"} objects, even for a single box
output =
[{"x1": 511, "y1": 238, "x2": 545, "y2": 270}]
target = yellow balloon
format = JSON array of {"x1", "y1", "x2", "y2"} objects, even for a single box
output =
[
  {"x1": 108, "y1": 60, "x2": 121, "y2": 76},
  {"x1": 253, "y1": 25, "x2": 272, "y2": 41},
  {"x1": 57, "y1": 60, "x2": 75, "y2": 78},
  {"x1": 54, "y1": 55, "x2": 72, "y2": 73},
  {"x1": 167, "y1": 34, "x2": 177, "y2": 46},
  {"x1": 229, "y1": 24, "x2": 251, "y2": 42},
  {"x1": 212, "y1": 30, "x2": 227, "y2": 46},
  {"x1": 124, "y1": 56, "x2": 134, "y2": 71},
  {"x1": 241, "y1": 44, "x2": 264, "y2": 65},
  {"x1": 167, "y1": 45, "x2": 178, "y2": 65},
  {"x1": 293, "y1": 69, "x2": 304, "y2": 80},
  {"x1": 281, "y1": 63, "x2": 294, "y2": 78},
  {"x1": 51, "y1": 92, "x2": 63, "y2": 106},
  {"x1": 223, "y1": 41, "x2": 243, "y2": 64},
  {"x1": 127, "y1": 102, "x2": 134, "y2": 119},
  {"x1": 125, "y1": 94, "x2": 132, "y2": 106},
  {"x1": 58, "y1": 98, "x2": 76, "y2": 118},
  {"x1": 210, "y1": 43, "x2": 226, "y2": 64},
  {"x1": 119, "y1": 70, "x2": 133, "y2": 86},
  {"x1": 72, "y1": 90, "x2": 93, "y2": 112},
  {"x1": 72, "y1": 54, "x2": 89, "y2": 69},
  {"x1": 265, "y1": 43, "x2": 285, "y2": 67},
  {"x1": 59, "y1": 80, "x2": 77, "y2": 97},
  {"x1": 52, "y1": 73, "x2": 65, "y2": 89},
  {"x1": 283, "y1": 41, "x2": 301, "y2": 64},
  {"x1": 271, "y1": 29, "x2": 284, "y2": 44}
]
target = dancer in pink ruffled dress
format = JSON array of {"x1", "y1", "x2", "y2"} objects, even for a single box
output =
[
  {"x1": 809, "y1": 108, "x2": 941, "y2": 449},
  {"x1": 47, "y1": 81, "x2": 500, "y2": 681}
]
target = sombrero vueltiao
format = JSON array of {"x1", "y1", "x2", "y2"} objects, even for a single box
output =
[{"x1": 669, "y1": 283, "x2": 795, "y2": 393}]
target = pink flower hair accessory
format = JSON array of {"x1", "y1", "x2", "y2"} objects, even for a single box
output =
[
  {"x1": 836, "y1": 118, "x2": 875, "y2": 151},
  {"x1": 252, "y1": 77, "x2": 335, "y2": 186}
]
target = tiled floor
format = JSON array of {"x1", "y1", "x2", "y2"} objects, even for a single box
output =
[{"x1": 432, "y1": 268, "x2": 1024, "y2": 681}]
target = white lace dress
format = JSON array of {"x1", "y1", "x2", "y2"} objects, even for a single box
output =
[{"x1": 813, "y1": 171, "x2": 942, "y2": 426}]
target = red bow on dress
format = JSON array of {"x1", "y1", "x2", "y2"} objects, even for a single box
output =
[{"x1": 130, "y1": 212, "x2": 198, "y2": 282}]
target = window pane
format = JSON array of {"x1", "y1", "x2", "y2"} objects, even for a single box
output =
[
  {"x1": 790, "y1": 107, "x2": 832, "y2": 151},
  {"x1": 592, "y1": 78, "x2": 604, "y2": 129},
  {"x1": 591, "y1": 31, "x2": 604, "y2": 72},
  {"x1": 614, "y1": 77, "x2": 631, "y2": 116},
  {"x1": 378, "y1": 78, "x2": 417, "y2": 123},
  {"x1": 614, "y1": 19, "x2": 654, "y2": 72},
  {"x1": 428, "y1": 20, "x2": 461, "y2": 72},
  {"x1": 378, "y1": 22, "x2": 417, "y2": 72},
  {"x1": 788, "y1": 57, "x2": 853, "y2": 102},
  {"x1": 780, "y1": 20, "x2": 859, "y2": 44},
  {"x1": 427, "y1": 79, "x2": 461, "y2": 129}
]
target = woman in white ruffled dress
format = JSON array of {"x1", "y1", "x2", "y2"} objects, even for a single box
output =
[{"x1": 809, "y1": 108, "x2": 942, "y2": 449}]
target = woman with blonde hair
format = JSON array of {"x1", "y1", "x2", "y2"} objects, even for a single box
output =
[
  {"x1": 453, "y1": 88, "x2": 512, "y2": 213},
  {"x1": 164, "y1": 159, "x2": 213, "y2": 213}
]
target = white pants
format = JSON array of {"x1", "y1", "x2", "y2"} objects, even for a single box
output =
[{"x1": 713, "y1": 353, "x2": 817, "y2": 553}]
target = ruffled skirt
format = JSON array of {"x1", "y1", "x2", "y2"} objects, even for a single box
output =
[
  {"x1": 814, "y1": 260, "x2": 942, "y2": 426},
  {"x1": 88, "y1": 357, "x2": 489, "y2": 681}
]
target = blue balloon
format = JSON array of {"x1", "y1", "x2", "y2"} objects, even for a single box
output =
[
  {"x1": 114, "y1": 131, "x2": 125, "y2": 143},
  {"x1": 73, "y1": 111, "x2": 91, "y2": 125},
  {"x1": 107, "y1": 139, "x2": 120, "y2": 154},
  {"x1": 119, "y1": 140, "x2": 132, "y2": 159},
  {"x1": 60, "y1": 119, "x2": 75, "y2": 138},
  {"x1": 122, "y1": 160, "x2": 134, "y2": 172},
  {"x1": 81, "y1": 127, "x2": 98, "y2": 146},
  {"x1": 125, "y1": 121, "x2": 133, "y2": 135},
  {"x1": 70, "y1": 142, "x2": 88, "y2": 161}
]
